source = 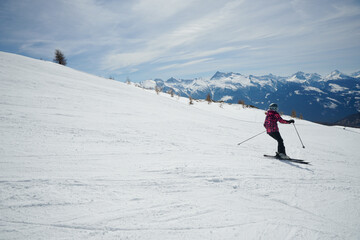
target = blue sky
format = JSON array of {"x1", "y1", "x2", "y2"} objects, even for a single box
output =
[{"x1": 1, "y1": 0, "x2": 360, "y2": 82}]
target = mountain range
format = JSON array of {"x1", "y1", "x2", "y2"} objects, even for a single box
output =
[{"x1": 140, "y1": 70, "x2": 360, "y2": 123}]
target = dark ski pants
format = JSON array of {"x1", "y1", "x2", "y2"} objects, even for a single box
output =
[{"x1": 268, "y1": 131, "x2": 286, "y2": 154}]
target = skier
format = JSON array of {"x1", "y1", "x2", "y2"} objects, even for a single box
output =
[{"x1": 264, "y1": 103, "x2": 294, "y2": 159}]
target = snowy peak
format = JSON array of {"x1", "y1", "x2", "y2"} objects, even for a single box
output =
[
  {"x1": 287, "y1": 71, "x2": 322, "y2": 83},
  {"x1": 211, "y1": 71, "x2": 233, "y2": 80},
  {"x1": 166, "y1": 77, "x2": 180, "y2": 83},
  {"x1": 141, "y1": 79, "x2": 157, "y2": 89},
  {"x1": 351, "y1": 71, "x2": 360, "y2": 78},
  {"x1": 293, "y1": 71, "x2": 307, "y2": 80},
  {"x1": 211, "y1": 71, "x2": 248, "y2": 80},
  {"x1": 287, "y1": 71, "x2": 307, "y2": 83},
  {"x1": 325, "y1": 70, "x2": 350, "y2": 80}
]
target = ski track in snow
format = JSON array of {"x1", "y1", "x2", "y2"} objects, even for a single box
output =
[{"x1": 1, "y1": 52, "x2": 360, "y2": 239}]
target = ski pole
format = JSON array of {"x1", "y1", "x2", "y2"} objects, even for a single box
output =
[
  {"x1": 293, "y1": 123, "x2": 305, "y2": 148},
  {"x1": 237, "y1": 131, "x2": 266, "y2": 145}
]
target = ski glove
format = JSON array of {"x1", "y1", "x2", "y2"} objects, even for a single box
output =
[{"x1": 288, "y1": 119, "x2": 295, "y2": 124}]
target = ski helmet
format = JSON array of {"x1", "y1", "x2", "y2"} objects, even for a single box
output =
[{"x1": 269, "y1": 103, "x2": 278, "y2": 111}]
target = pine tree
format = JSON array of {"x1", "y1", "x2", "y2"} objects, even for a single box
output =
[
  {"x1": 291, "y1": 110, "x2": 297, "y2": 118},
  {"x1": 167, "y1": 89, "x2": 174, "y2": 97},
  {"x1": 189, "y1": 96, "x2": 194, "y2": 105},
  {"x1": 206, "y1": 93, "x2": 212, "y2": 104},
  {"x1": 155, "y1": 86, "x2": 162, "y2": 95},
  {"x1": 238, "y1": 100, "x2": 245, "y2": 108},
  {"x1": 53, "y1": 49, "x2": 67, "y2": 65}
]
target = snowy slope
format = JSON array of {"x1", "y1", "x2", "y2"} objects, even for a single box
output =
[{"x1": 1, "y1": 51, "x2": 360, "y2": 239}]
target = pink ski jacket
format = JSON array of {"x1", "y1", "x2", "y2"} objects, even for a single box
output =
[{"x1": 264, "y1": 110, "x2": 290, "y2": 133}]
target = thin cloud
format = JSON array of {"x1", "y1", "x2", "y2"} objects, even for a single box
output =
[
  {"x1": 101, "y1": 50, "x2": 162, "y2": 70},
  {"x1": 157, "y1": 58, "x2": 213, "y2": 71},
  {"x1": 0, "y1": 0, "x2": 359, "y2": 80}
]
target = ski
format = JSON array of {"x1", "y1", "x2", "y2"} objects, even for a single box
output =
[{"x1": 263, "y1": 154, "x2": 310, "y2": 165}]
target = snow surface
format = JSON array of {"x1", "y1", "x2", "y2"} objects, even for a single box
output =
[
  {"x1": 222, "y1": 74, "x2": 255, "y2": 87},
  {"x1": 1, "y1": 51, "x2": 360, "y2": 239},
  {"x1": 325, "y1": 70, "x2": 350, "y2": 81},
  {"x1": 329, "y1": 83, "x2": 349, "y2": 93},
  {"x1": 287, "y1": 75, "x2": 307, "y2": 84},
  {"x1": 140, "y1": 79, "x2": 157, "y2": 89},
  {"x1": 220, "y1": 95, "x2": 233, "y2": 102},
  {"x1": 303, "y1": 86, "x2": 325, "y2": 94},
  {"x1": 323, "y1": 102, "x2": 338, "y2": 109}
]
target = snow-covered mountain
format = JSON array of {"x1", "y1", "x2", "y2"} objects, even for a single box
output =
[
  {"x1": 1, "y1": 51, "x2": 360, "y2": 239},
  {"x1": 140, "y1": 70, "x2": 360, "y2": 123},
  {"x1": 351, "y1": 71, "x2": 360, "y2": 78}
]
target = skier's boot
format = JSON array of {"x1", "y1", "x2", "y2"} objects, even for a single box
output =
[{"x1": 277, "y1": 152, "x2": 290, "y2": 160}]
